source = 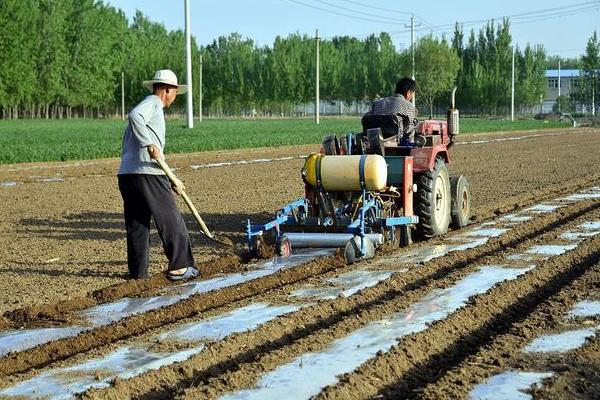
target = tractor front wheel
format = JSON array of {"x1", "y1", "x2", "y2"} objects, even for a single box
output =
[{"x1": 415, "y1": 157, "x2": 451, "y2": 238}]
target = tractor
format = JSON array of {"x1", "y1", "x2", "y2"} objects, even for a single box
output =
[{"x1": 246, "y1": 90, "x2": 471, "y2": 263}]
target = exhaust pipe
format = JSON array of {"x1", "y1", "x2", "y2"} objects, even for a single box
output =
[{"x1": 447, "y1": 87, "x2": 459, "y2": 137}]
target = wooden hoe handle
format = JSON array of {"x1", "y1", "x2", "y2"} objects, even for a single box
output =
[{"x1": 154, "y1": 157, "x2": 214, "y2": 239}]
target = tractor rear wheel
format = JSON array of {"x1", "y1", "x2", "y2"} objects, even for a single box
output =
[{"x1": 415, "y1": 157, "x2": 451, "y2": 238}]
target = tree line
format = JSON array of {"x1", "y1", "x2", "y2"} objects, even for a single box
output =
[{"x1": 0, "y1": 0, "x2": 598, "y2": 119}]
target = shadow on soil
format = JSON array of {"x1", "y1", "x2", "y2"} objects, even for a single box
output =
[
  {"x1": 0, "y1": 261, "x2": 129, "y2": 279},
  {"x1": 18, "y1": 210, "x2": 273, "y2": 245}
]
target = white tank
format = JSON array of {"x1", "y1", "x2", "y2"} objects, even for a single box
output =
[{"x1": 303, "y1": 154, "x2": 387, "y2": 191}]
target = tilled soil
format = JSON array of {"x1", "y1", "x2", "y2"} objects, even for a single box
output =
[
  {"x1": 316, "y1": 213, "x2": 600, "y2": 400},
  {"x1": 0, "y1": 127, "x2": 596, "y2": 314},
  {"x1": 0, "y1": 126, "x2": 599, "y2": 399},
  {"x1": 418, "y1": 259, "x2": 600, "y2": 400},
  {"x1": 1, "y1": 183, "x2": 596, "y2": 400}
]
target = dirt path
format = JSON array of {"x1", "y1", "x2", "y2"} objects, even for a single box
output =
[{"x1": 0, "y1": 127, "x2": 599, "y2": 399}]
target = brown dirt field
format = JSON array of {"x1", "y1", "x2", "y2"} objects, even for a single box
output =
[
  {"x1": 316, "y1": 220, "x2": 600, "y2": 400},
  {"x1": 0, "y1": 127, "x2": 599, "y2": 399},
  {"x1": 73, "y1": 188, "x2": 600, "y2": 399},
  {"x1": 0, "y1": 175, "x2": 593, "y2": 399},
  {"x1": 0, "y1": 127, "x2": 597, "y2": 315},
  {"x1": 418, "y1": 259, "x2": 600, "y2": 400}
]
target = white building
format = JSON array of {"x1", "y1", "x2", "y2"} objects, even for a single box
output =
[{"x1": 542, "y1": 69, "x2": 580, "y2": 113}]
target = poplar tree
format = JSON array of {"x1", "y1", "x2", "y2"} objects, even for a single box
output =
[
  {"x1": 36, "y1": 0, "x2": 69, "y2": 118},
  {"x1": 413, "y1": 35, "x2": 460, "y2": 117},
  {"x1": 0, "y1": 0, "x2": 40, "y2": 119},
  {"x1": 579, "y1": 31, "x2": 600, "y2": 115}
]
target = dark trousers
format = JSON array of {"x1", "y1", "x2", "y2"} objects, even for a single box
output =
[{"x1": 118, "y1": 174, "x2": 195, "y2": 279}]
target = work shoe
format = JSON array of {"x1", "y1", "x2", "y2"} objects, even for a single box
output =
[{"x1": 167, "y1": 266, "x2": 200, "y2": 281}]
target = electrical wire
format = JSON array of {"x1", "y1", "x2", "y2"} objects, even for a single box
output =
[
  {"x1": 336, "y1": 0, "x2": 414, "y2": 16},
  {"x1": 312, "y1": 0, "x2": 410, "y2": 23},
  {"x1": 336, "y1": 0, "x2": 438, "y2": 32},
  {"x1": 287, "y1": 0, "x2": 598, "y2": 54},
  {"x1": 314, "y1": 1, "x2": 600, "y2": 40},
  {"x1": 405, "y1": 1, "x2": 600, "y2": 35},
  {"x1": 287, "y1": 0, "x2": 408, "y2": 25}
]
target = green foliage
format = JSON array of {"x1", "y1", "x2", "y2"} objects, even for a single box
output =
[
  {"x1": 413, "y1": 35, "x2": 460, "y2": 117},
  {"x1": 577, "y1": 31, "x2": 600, "y2": 114},
  {"x1": 0, "y1": 0, "x2": 40, "y2": 113},
  {"x1": 36, "y1": 0, "x2": 69, "y2": 111},
  {"x1": 451, "y1": 19, "x2": 547, "y2": 115},
  {"x1": 0, "y1": 118, "x2": 568, "y2": 164},
  {"x1": 546, "y1": 55, "x2": 580, "y2": 69},
  {"x1": 64, "y1": 0, "x2": 128, "y2": 109},
  {"x1": 515, "y1": 44, "x2": 547, "y2": 108},
  {"x1": 0, "y1": 2, "x2": 584, "y2": 119},
  {"x1": 553, "y1": 95, "x2": 576, "y2": 114}
]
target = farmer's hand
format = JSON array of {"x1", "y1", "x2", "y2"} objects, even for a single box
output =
[
  {"x1": 147, "y1": 144, "x2": 162, "y2": 160},
  {"x1": 171, "y1": 177, "x2": 186, "y2": 195}
]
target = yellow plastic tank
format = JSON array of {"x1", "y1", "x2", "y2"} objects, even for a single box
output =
[{"x1": 303, "y1": 153, "x2": 387, "y2": 191}]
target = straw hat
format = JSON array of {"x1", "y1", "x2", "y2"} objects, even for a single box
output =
[{"x1": 142, "y1": 69, "x2": 188, "y2": 94}]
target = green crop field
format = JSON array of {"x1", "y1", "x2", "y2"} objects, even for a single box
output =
[{"x1": 0, "y1": 117, "x2": 568, "y2": 164}]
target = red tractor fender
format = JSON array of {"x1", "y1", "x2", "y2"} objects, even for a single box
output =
[
  {"x1": 412, "y1": 119, "x2": 452, "y2": 173},
  {"x1": 411, "y1": 147, "x2": 450, "y2": 173}
]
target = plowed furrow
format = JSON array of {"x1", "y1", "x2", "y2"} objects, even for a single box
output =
[
  {"x1": 1, "y1": 255, "x2": 244, "y2": 330},
  {"x1": 417, "y1": 262, "x2": 600, "y2": 400},
  {"x1": 0, "y1": 254, "x2": 348, "y2": 377},
  {"x1": 315, "y1": 226, "x2": 600, "y2": 400},
  {"x1": 530, "y1": 336, "x2": 600, "y2": 399},
  {"x1": 80, "y1": 199, "x2": 600, "y2": 399},
  {"x1": 3, "y1": 174, "x2": 599, "y2": 333}
]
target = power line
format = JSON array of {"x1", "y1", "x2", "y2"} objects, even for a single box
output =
[
  {"x1": 303, "y1": 0, "x2": 438, "y2": 33},
  {"x1": 287, "y1": 0, "x2": 409, "y2": 25},
  {"x1": 288, "y1": 0, "x2": 435, "y2": 44},
  {"x1": 288, "y1": 0, "x2": 598, "y2": 53},
  {"x1": 313, "y1": 1, "x2": 596, "y2": 45},
  {"x1": 405, "y1": 1, "x2": 600, "y2": 35},
  {"x1": 336, "y1": 0, "x2": 414, "y2": 16},
  {"x1": 312, "y1": 0, "x2": 410, "y2": 24}
]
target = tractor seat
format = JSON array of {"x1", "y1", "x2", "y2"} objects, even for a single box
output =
[{"x1": 361, "y1": 114, "x2": 400, "y2": 140}]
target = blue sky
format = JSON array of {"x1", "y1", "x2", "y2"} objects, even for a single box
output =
[{"x1": 107, "y1": 0, "x2": 599, "y2": 58}]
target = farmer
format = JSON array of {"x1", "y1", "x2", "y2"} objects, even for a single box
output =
[
  {"x1": 117, "y1": 69, "x2": 199, "y2": 281},
  {"x1": 366, "y1": 77, "x2": 418, "y2": 146}
]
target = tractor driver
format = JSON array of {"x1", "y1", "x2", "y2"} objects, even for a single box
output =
[{"x1": 366, "y1": 77, "x2": 418, "y2": 147}]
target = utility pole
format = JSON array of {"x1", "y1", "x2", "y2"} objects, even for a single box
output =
[
  {"x1": 199, "y1": 54, "x2": 203, "y2": 122},
  {"x1": 315, "y1": 29, "x2": 320, "y2": 124},
  {"x1": 557, "y1": 59, "x2": 561, "y2": 113},
  {"x1": 511, "y1": 47, "x2": 515, "y2": 121},
  {"x1": 184, "y1": 0, "x2": 193, "y2": 128},
  {"x1": 121, "y1": 71, "x2": 125, "y2": 121},
  {"x1": 405, "y1": 15, "x2": 421, "y2": 107}
]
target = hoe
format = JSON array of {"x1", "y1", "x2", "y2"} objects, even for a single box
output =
[{"x1": 246, "y1": 90, "x2": 471, "y2": 263}]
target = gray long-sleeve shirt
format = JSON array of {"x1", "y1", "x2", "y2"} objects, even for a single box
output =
[{"x1": 118, "y1": 95, "x2": 166, "y2": 175}]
